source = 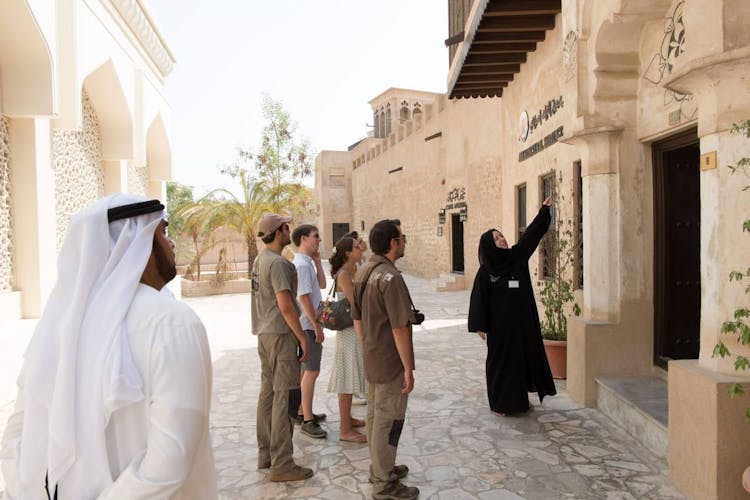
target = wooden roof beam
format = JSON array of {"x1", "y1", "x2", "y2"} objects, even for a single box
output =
[
  {"x1": 461, "y1": 63, "x2": 521, "y2": 74},
  {"x1": 473, "y1": 31, "x2": 547, "y2": 42},
  {"x1": 471, "y1": 42, "x2": 537, "y2": 53},
  {"x1": 480, "y1": 15, "x2": 556, "y2": 31},
  {"x1": 456, "y1": 74, "x2": 515, "y2": 83},
  {"x1": 483, "y1": 0, "x2": 561, "y2": 16},
  {"x1": 451, "y1": 90, "x2": 504, "y2": 99},
  {"x1": 464, "y1": 52, "x2": 528, "y2": 65},
  {"x1": 454, "y1": 82, "x2": 509, "y2": 90}
]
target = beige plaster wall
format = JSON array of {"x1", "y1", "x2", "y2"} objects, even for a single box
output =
[
  {"x1": 669, "y1": 360, "x2": 750, "y2": 500},
  {"x1": 315, "y1": 150, "x2": 352, "y2": 257},
  {"x1": 348, "y1": 92, "x2": 502, "y2": 279}
]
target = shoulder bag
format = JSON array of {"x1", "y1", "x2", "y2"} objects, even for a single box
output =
[{"x1": 316, "y1": 274, "x2": 354, "y2": 330}]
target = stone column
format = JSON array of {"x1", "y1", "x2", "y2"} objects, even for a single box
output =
[
  {"x1": 9, "y1": 118, "x2": 57, "y2": 318},
  {"x1": 103, "y1": 159, "x2": 127, "y2": 194},
  {"x1": 663, "y1": 34, "x2": 750, "y2": 500},
  {"x1": 565, "y1": 128, "x2": 654, "y2": 406}
]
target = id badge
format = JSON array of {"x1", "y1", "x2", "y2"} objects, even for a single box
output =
[{"x1": 508, "y1": 280, "x2": 520, "y2": 289}]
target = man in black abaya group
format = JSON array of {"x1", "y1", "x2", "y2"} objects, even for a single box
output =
[{"x1": 468, "y1": 196, "x2": 557, "y2": 416}]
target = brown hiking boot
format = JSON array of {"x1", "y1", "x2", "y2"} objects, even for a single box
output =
[
  {"x1": 369, "y1": 464, "x2": 409, "y2": 483},
  {"x1": 269, "y1": 465, "x2": 314, "y2": 482},
  {"x1": 372, "y1": 480, "x2": 419, "y2": 500}
]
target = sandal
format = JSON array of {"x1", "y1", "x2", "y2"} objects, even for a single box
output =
[{"x1": 351, "y1": 418, "x2": 366, "y2": 428}]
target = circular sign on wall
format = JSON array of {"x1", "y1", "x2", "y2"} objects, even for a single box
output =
[{"x1": 518, "y1": 110, "x2": 529, "y2": 142}]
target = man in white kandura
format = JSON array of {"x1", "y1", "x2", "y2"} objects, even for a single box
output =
[{"x1": 0, "y1": 194, "x2": 217, "y2": 499}]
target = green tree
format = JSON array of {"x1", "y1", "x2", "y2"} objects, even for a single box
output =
[
  {"x1": 166, "y1": 182, "x2": 195, "y2": 264},
  {"x1": 240, "y1": 95, "x2": 315, "y2": 215},
  {"x1": 176, "y1": 195, "x2": 223, "y2": 281},
  {"x1": 712, "y1": 119, "x2": 750, "y2": 419}
]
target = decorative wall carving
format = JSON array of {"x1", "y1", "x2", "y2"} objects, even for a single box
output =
[
  {"x1": 53, "y1": 92, "x2": 104, "y2": 250},
  {"x1": 643, "y1": 1, "x2": 696, "y2": 120},
  {"x1": 0, "y1": 115, "x2": 14, "y2": 292},
  {"x1": 563, "y1": 31, "x2": 578, "y2": 83},
  {"x1": 128, "y1": 164, "x2": 148, "y2": 196}
]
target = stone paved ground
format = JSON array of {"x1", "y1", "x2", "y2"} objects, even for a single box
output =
[{"x1": 0, "y1": 272, "x2": 685, "y2": 499}]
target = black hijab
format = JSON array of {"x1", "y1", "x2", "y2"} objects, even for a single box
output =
[{"x1": 478, "y1": 228, "x2": 514, "y2": 275}]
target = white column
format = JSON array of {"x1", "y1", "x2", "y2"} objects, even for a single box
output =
[{"x1": 9, "y1": 117, "x2": 57, "y2": 318}]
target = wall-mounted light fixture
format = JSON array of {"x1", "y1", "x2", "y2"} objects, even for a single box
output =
[
  {"x1": 438, "y1": 209, "x2": 446, "y2": 224},
  {"x1": 459, "y1": 207, "x2": 468, "y2": 222}
]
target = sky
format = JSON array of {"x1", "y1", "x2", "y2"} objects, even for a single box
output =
[{"x1": 146, "y1": 0, "x2": 449, "y2": 195}]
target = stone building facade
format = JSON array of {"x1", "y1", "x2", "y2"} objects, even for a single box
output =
[
  {"x1": 317, "y1": 0, "x2": 750, "y2": 497},
  {"x1": 0, "y1": 0, "x2": 175, "y2": 319}
]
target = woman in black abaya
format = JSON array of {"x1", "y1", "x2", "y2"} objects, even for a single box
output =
[{"x1": 468, "y1": 196, "x2": 556, "y2": 415}]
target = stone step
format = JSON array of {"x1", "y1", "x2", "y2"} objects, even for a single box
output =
[
  {"x1": 596, "y1": 376, "x2": 668, "y2": 459},
  {"x1": 436, "y1": 273, "x2": 466, "y2": 292}
]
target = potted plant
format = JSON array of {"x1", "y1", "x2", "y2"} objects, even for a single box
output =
[{"x1": 538, "y1": 171, "x2": 581, "y2": 379}]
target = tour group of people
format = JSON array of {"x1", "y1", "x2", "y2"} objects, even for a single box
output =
[{"x1": 0, "y1": 193, "x2": 557, "y2": 500}]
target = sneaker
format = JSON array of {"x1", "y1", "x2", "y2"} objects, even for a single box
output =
[
  {"x1": 372, "y1": 481, "x2": 419, "y2": 500},
  {"x1": 293, "y1": 413, "x2": 326, "y2": 425},
  {"x1": 269, "y1": 464, "x2": 314, "y2": 482},
  {"x1": 369, "y1": 464, "x2": 409, "y2": 483},
  {"x1": 300, "y1": 420, "x2": 327, "y2": 438}
]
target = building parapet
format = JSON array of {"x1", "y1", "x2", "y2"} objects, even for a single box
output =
[
  {"x1": 109, "y1": 0, "x2": 176, "y2": 78},
  {"x1": 352, "y1": 94, "x2": 446, "y2": 170}
]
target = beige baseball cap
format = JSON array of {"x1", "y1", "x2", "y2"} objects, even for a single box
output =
[{"x1": 257, "y1": 213, "x2": 292, "y2": 237}]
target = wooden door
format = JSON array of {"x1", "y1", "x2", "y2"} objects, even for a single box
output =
[
  {"x1": 653, "y1": 129, "x2": 701, "y2": 368},
  {"x1": 451, "y1": 213, "x2": 464, "y2": 273}
]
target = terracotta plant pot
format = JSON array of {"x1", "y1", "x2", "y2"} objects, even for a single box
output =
[{"x1": 543, "y1": 339, "x2": 567, "y2": 379}]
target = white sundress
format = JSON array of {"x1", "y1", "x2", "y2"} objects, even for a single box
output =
[{"x1": 327, "y1": 291, "x2": 367, "y2": 397}]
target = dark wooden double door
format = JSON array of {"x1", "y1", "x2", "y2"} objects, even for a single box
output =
[{"x1": 653, "y1": 129, "x2": 701, "y2": 369}]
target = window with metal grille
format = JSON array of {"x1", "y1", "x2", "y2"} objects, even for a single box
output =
[
  {"x1": 574, "y1": 161, "x2": 584, "y2": 289},
  {"x1": 541, "y1": 173, "x2": 556, "y2": 279},
  {"x1": 517, "y1": 184, "x2": 527, "y2": 240}
]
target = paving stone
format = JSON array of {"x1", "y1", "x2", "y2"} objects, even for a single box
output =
[{"x1": 0, "y1": 271, "x2": 685, "y2": 499}]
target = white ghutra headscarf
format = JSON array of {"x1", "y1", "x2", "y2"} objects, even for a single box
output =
[{"x1": 16, "y1": 193, "x2": 167, "y2": 498}]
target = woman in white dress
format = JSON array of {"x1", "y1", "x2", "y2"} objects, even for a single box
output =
[{"x1": 327, "y1": 236, "x2": 368, "y2": 442}]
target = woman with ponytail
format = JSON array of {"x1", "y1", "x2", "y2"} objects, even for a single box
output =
[{"x1": 327, "y1": 237, "x2": 367, "y2": 442}]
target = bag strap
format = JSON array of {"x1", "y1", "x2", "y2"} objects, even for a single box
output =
[{"x1": 325, "y1": 273, "x2": 337, "y2": 301}]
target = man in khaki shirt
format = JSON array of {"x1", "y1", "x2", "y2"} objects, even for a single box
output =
[
  {"x1": 251, "y1": 214, "x2": 313, "y2": 482},
  {"x1": 352, "y1": 219, "x2": 419, "y2": 500}
]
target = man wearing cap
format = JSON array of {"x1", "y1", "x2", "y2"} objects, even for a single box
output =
[
  {"x1": 251, "y1": 214, "x2": 313, "y2": 482},
  {"x1": 0, "y1": 194, "x2": 217, "y2": 499}
]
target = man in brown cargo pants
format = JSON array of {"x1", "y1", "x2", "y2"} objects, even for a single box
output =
[
  {"x1": 353, "y1": 219, "x2": 419, "y2": 500},
  {"x1": 251, "y1": 214, "x2": 313, "y2": 482}
]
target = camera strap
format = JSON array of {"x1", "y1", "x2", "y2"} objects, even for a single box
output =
[
  {"x1": 356, "y1": 262, "x2": 421, "y2": 320},
  {"x1": 356, "y1": 262, "x2": 384, "y2": 313}
]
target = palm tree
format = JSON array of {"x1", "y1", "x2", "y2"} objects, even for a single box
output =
[
  {"x1": 196, "y1": 166, "x2": 270, "y2": 277},
  {"x1": 176, "y1": 197, "x2": 223, "y2": 281}
]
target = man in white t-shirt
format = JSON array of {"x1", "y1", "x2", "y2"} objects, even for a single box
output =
[{"x1": 291, "y1": 224, "x2": 328, "y2": 439}]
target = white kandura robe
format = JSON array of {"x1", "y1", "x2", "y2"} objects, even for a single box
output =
[{"x1": 1, "y1": 284, "x2": 217, "y2": 499}]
